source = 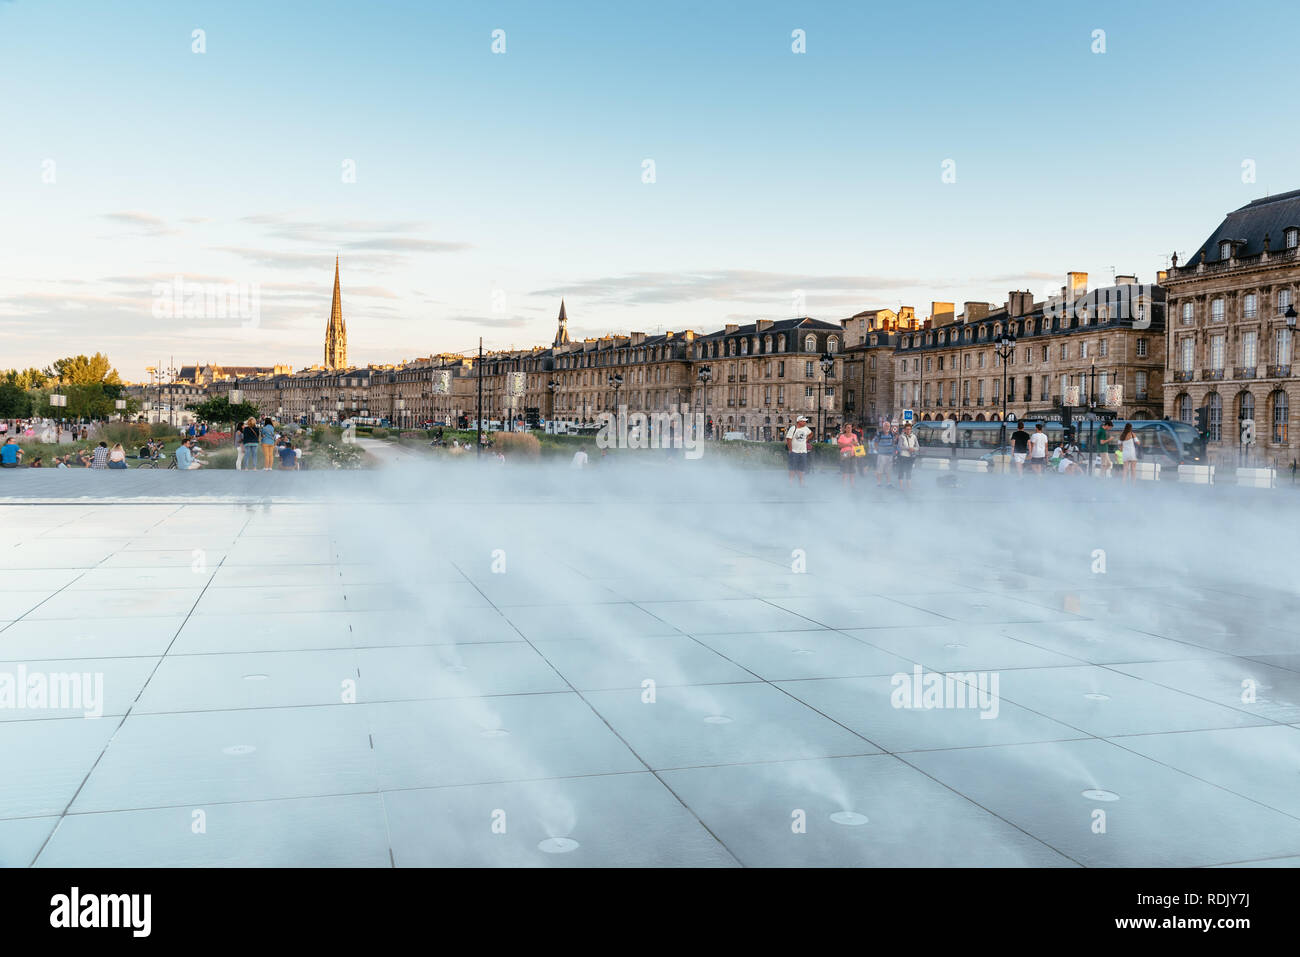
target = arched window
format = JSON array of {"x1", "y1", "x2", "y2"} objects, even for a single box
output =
[
  {"x1": 1272, "y1": 390, "x2": 1289, "y2": 443},
  {"x1": 1238, "y1": 391, "x2": 1255, "y2": 426},
  {"x1": 740, "y1": 338, "x2": 748, "y2": 355},
  {"x1": 777, "y1": 335, "x2": 786, "y2": 352},
  {"x1": 804, "y1": 334, "x2": 817, "y2": 352},
  {"x1": 763, "y1": 335, "x2": 772, "y2": 353},
  {"x1": 1178, "y1": 393, "x2": 1193, "y2": 423},
  {"x1": 1207, "y1": 392, "x2": 1222, "y2": 441},
  {"x1": 827, "y1": 337, "x2": 839, "y2": 354}
]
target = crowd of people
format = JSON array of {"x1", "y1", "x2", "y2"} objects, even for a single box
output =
[
  {"x1": 234, "y1": 417, "x2": 299, "y2": 470},
  {"x1": 778, "y1": 415, "x2": 1144, "y2": 489}
]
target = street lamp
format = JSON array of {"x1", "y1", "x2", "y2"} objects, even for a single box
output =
[
  {"x1": 547, "y1": 378, "x2": 558, "y2": 432},
  {"x1": 994, "y1": 329, "x2": 1016, "y2": 451},
  {"x1": 1287, "y1": 304, "x2": 1297, "y2": 328},
  {"x1": 697, "y1": 365, "x2": 712, "y2": 440},
  {"x1": 817, "y1": 352, "x2": 834, "y2": 443},
  {"x1": 608, "y1": 373, "x2": 623, "y2": 421}
]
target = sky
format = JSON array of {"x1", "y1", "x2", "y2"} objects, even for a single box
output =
[{"x1": 1, "y1": 0, "x2": 1297, "y2": 381}]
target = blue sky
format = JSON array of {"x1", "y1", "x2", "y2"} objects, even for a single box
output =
[{"x1": 1, "y1": 0, "x2": 1296, "y2": 380}]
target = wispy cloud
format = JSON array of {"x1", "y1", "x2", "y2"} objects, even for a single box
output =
[{"x1": 101, "y1": 210, "x2": 178, "y2": 236}]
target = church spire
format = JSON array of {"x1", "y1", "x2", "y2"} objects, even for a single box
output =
[
  {"x1": 325, "y1": 256, "x2": 347, "y2": 369},
  {"x1": 553, "y1": 299, "x2": 570, "y2": 347}
]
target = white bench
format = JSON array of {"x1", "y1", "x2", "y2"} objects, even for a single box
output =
[
  {"x1": 1136, "y1": 462, "x2": 1161, "y2": 481},
  {"x1": 957, "y1": 459, "x2": 989, "y2": 474},
  {"x1": 918, "y1": 458, "x2": 951, "y2": 471},
  {"x1": 1236, "y1": 467, "x2": 1276, "y2": 488},
  {"x1": 1177, "y1": 464, "x2": 1215, "y2": 485}
]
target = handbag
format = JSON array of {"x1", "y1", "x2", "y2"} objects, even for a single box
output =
[{"x1": 852, "y1": 444, "x2": 866, "y2": 458}]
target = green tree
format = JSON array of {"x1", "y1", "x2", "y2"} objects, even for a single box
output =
[
  {"x1": 188, "y1": 396, "x2": 261, "y2": 431},
  {"x1": 44, "y1": 354, "x2": 122, "y2": 386},
  {"x1": 0, "y1": 382, "x2": 32, "y2": 417},
  {"x1": 1, "y1": 368, "x2": 50, "y2": 390}
]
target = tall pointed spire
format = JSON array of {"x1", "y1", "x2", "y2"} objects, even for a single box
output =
[
  {"x1": 553, "y1": 299, "x2": 570, "y2": 347},
  {"x1": 325, "y1": 256, "x2": 347, "y2": 369}
]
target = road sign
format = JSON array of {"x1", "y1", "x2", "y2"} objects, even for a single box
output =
[{"x1": 902, "y1": 409, "x2": 914, "y2": 422}]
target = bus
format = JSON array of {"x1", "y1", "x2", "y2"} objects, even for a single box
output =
[{"x1": 910, "y1": 418, "x2": 1206, "y2": 469}]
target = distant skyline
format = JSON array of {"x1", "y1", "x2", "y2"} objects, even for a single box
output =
[{"x1": 2, "y1": 0, "x2": 1297, "y2": 380}]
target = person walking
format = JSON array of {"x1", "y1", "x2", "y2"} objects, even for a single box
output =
[
  {"x1": 836, "y1": 422, "x2": 857, "y2": 488},
  {"x1": 241, "y1": 418, "x2": 260, "y2": 472},
  {"x1": 108, "y1": 443, "x2": 128, "y2": 469},
  {"x1": 874, "y1": 423, "x2": 895, "y2": 487},
  {"x1": 1027, "y1": 422, "x2": 1048, "y2": 475},
  {"x1": 896, "y1": 421, "x2": 919, "y2": 490},
  {"x1": 1119, "y1": 422, "x2": 1140, "y2": 484},
  {"x1": 785, "y1": 415, "x2": 812, "y2": 486},
  {"x1": 260, "y1": 417, "x2": 276, "y2": 471},
  {"x1": 1010, "y1": 421, "x2": 1030, "y2": 477},
  {"x1": 1096, "y1": 419, "x2": 1117, "y2": 477}
]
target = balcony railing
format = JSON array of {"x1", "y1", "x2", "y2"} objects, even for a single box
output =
[
  {"x1": 1235, "y1": 366, "x2": 1258, "y2": 379},
  {"x1": 1165, "y1": 244, "x2": 1300, "y2": 279},
  {"x1": 1267, "y1": 364, "x2": 1293, "y2": 378},
  {"x1": 1172, "y1": 370, "x2": 1195, "y2": 382},
  {"x1": 1203, "y1": 368, "x2": 1225, "y2": 381}
]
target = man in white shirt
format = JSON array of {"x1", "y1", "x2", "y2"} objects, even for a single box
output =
[
  {"x1": 571, "y1": 448, "x2": 589, "y2": 469},
  {"x1": 785, "y1": 415, "x2": 813, "y2": 486},
  {"x1": 1028, "y1": 423, "x2": 1049, "y2": 474}
]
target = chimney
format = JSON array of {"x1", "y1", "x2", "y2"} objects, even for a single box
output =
[
  {"x1": 630, "y1": 332, "x2": 645, "y2": 345},
  {"x1": 725, "y1": 323, "x2": 739, "y2": 334},
  {"x1": 1007, "y1": 290, "x2": 1033, "y2": 317},
  {"x1": 963, "y1": 302, "x2": 990, "y2": 322},
  {"x1": 1066, "y1": 271, "x2": 1088, "y2": 299},
  {"x1": 756, "y1": 319, "x2": 774, "y2": 332},
  {"x1": 898, "y1": 306, "x2": 916, "y2": 328},
  {"x1": 1114, "y1": 274, "x2": 1137, "y2": 287},
  {"x1": 1156, "y1": 270, "x2": 1167, "y2": 285},
  {"x1": 930, "y1": 301, "x2": 955, "y2": 326}
]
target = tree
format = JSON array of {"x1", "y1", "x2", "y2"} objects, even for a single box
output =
[
  {"x1": 0, "y1": 382, "x2": 32, "y2": 418},
  {"x1": 44, "y1": 354, "x2": 122, "y2": 386},
  {"x1": 188, "y1": 396, "x2": 261, "y2": 431},
  {"x1": 1, "y1": 368, "x2": 50, "y2": 390}
]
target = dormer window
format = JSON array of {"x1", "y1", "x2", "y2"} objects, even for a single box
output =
[
  {"x1": 1220, "y1": 240, "x2": 1234, "y2": 261},
  {"x1": 827, "y1": 337, "x2": 839, "y2": 354},
  {"x1": 1287, "y1": 228, "x2": 1299, "y2": 250},
  {"x1": 804, "y1": 334, "x2": 817, "y2": 352}
]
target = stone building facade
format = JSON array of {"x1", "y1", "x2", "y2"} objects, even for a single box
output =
[
  {"x1": 893, "y1": 273, "x2": 1166, "y2": 427},
  {"x1": 1162, "y1": 189, "x2": 1300, "y2": 466}
]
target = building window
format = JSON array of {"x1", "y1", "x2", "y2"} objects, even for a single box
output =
[
  {"x1": 1178, "y1": 393, "x2": 1193, "y2": 423},
  {"x1": 1181, "y1": 302, "x2": 1194, "y2": 324},
  {"x1": 1180, "y1": 338, "x2": 1194, "y2": 372},
  {"x1": 804, "y1": 361, "x2": 814, "y2": 378},
  {"x1": 1099, "y1": 339, "x2": 1108, "y2": 358},
  {"x1": 1040, "y1": 378, "x2": 1049, "y2": 401},
  {"x1": 1242, "y1": 330, "x2": 1258, "y2": 368},
  {"x1": 1136, "y1": 337, "x2": 1148, "y2": 358},
  {"x1": 1206, "y1": 392, "x2": 1222, "y2": 440},
  {"x1": 1244, "y1": 293, "x2": 1258, "y2": 318},
  {"x1": 1239, "y1": 391, "x2": 1255, "y2": 426},
  {"x1": 1210, "y1": 334, "x2": 1225, "y2": 371},
  {"x1": 1041, "y1": 345, "x2": 1049, "y2": 362},
  {"x1": 1273, "y1": 390, "x2": 1289, "y2": 443},
  {"x1": 869, "y1": 356, "x2": 876, "y2": 370},
  {"x1": 1220, "y1": 240, "x2": 1233, "y2": 261},
  {"x1": 1134, "y1": 371, "x2": 1147, "y2": 398},
  {"x1": 1211, "y1": 298, "x2": 1225, "y2": 322},
  {"x1": 827, "y1": 337, "x2": 839, "y2": 354},
  {"x1": 978, "y1": 353, "x2": 985, "y2": 369},
  {"x1": 1081, "y1": 341, "x2": 1089, "y2": 359},
  {"x1": 938, "y1": 356, "x2": 944, "y2": 371},
  {"x1": 925, "y1": 357, "x2": 931, "y2": 372},
  {"x1": 1288, "y1": 228, "x2": 1299, "y2": 249},
  {"x1": 804, "y1": 334, "x2": 816, "y2": 352},
  {"x1": 1279, "y1": 289, "x2": 1292, "y2": 315},
  {"x1": 1277, "y1": 327, "x2": 1293, "y2": 365},
  {"x1": 963, "y1": 354, "x2": 971, "y2": 369}
]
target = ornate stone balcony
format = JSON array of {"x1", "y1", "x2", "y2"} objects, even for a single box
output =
[
  {"x1": 1267, "y1": 364, "x2": 1293, "y2": 378},
  {"x1": 1172, "y1": 370, "x2": 1195, "y2": 383},
  {"x1": 1235, "y1": 366, "x2": 1258, "y2": 379}
]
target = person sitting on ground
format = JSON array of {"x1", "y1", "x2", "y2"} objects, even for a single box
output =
[
  {"x1": 108, "y1": 443, "x2": 128, "y2": 469},
  {"x1": 0, "y1": 437, "x2": 21, "y2": 468},
  {"x1": 175, "y1": 437, "x2": 203, "y2": 470},
  {"x1": 90, "y1": 441, "x2": 110, "y2": 469},
  {"x1": 55, "y1": 455, "x2": 69, "y2": 469},
  {"x1": 279, "y1": 440, "x2": 298, "y2": 470}
]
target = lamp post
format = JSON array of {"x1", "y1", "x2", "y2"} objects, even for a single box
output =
[
  {"x1": 817, "y1": 352, "x2": 834, "y2": 444},
  {"x1": 697, "y1": 365, "x2": 712, "y2": 441},
  {"x1": 608, "y1": 373, "x2": 623, "y2": 422},
  {"x1": 994, "y1": 330, "x2": 1016, "y2": 451},
  {"x1": 547, "y1": 378, "x2": 558, "y2": 432}
]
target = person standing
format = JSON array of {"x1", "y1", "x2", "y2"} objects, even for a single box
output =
[
  {"x1": 1027, "y1": 422, "x2": 1048, "y2": 475},
  {"x1": 241, "y1": 418, "x2": 260, "y2": 472},
  {"x1": 785, "y1": 415, "x2": 812, "y2": 486},
  {"x1": 1096, "y1": 419, "x2": 1116, "y2": 477},
  {"x1": 260, "y1": 417, "x2": 276, "y2": 471},
  {"x1": 1119, "y1": 423, "x2": 1139, "y2": 484},
  {"x1": 234, "y1": 427, "x2": 245, "y2": 470},
  {"x1": 1010, "y1": 422, "x2": 1030, "y2": 476},
  {"x1": 874, "y1": 423, "x2": 895, "y2": 487},
  {"x1": 836, "y1": 422, "x2": 857, "y2": 488},
  {"x1": 896, "y1": 421, "x2": 919, "y2": 490}
]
